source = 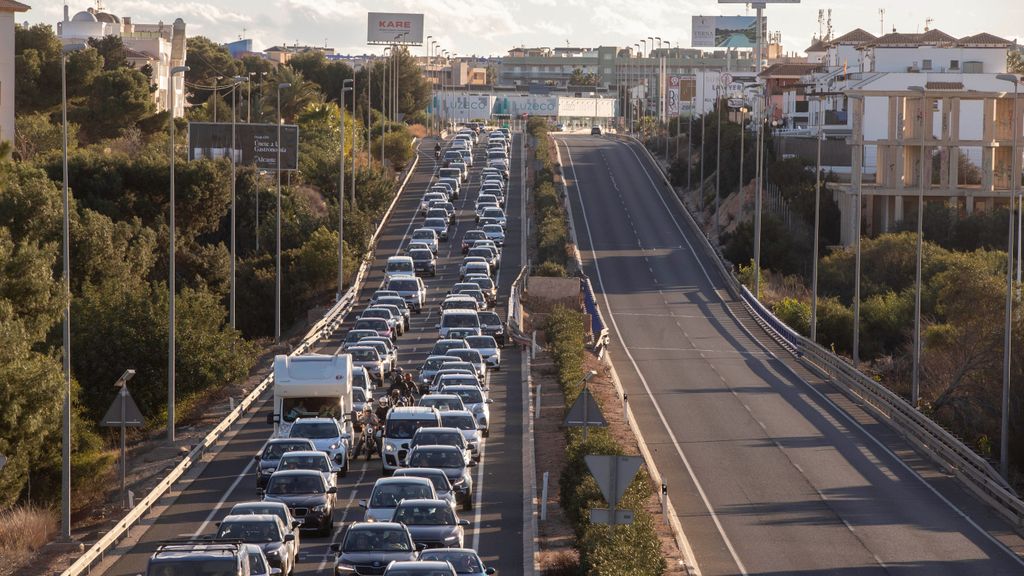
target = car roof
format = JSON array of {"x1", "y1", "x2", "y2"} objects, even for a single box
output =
[
  {"x1": 413, "y1": 426, "x2": 462, "y2": 435},
  {"x1": 268, "y1": 469, "x2": 324, "y2": 478},
  {"x1": 267, "y1": 437, "x2": 314, "y2": 445},
  {"x1": 373, "y1": 476, "x2": 433, "y2": 487},
  {"x1": 280, "y1": 450, "x2": 329, "y2": 458},
  {"x1": 231, "y1": 501, "x2": 289, "y2": 511},
  {"x1": 421, "y1": 394, "x2": 460, "y2": 401},
  {"x1": 222, "y1": 513, "x2": 280, "y2": 523},
  {"x1": 292, "y1": 417, "x2": 339, "y2": 425},
  {"x1": 347, "y1": 521, "x2": 407, "y2": 531},
  {"x1": 393, "y1": 498, "x2": 452, "y2": 507}
]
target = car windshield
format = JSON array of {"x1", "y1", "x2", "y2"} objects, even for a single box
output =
[
  {"x1": 369, "y1": 483, "x2": 432, "y2": 507},
  {"x1": 432, "y1": 342, "x2": 466, "y2": 355},
  {"x1": 450, "y1": 350, "x2": 482, "y2": 364},
  {"x1": 392, "y1": 504, "x2": 455, "y2": 526},
  {"x1": 389, "y1": 279, "x2": 419, "y2": 291},
  {"x1": 354, "y1": 319, "x2": 387, "y2": 331},
  {"x1": 419, "y1": 551, "x2": 483, "y2": 573},
  {"x1": 466, "y1": 336, "x2": 496, "y2": 349},
  {"x1": 413, "y1": 432, "x2": 461, "y2": 447},
  {"x1": 425, "y1": 218, "x2": 446, "y2": 228},
  {"x1": 398, "y1": 471, "x2": 450, "y2": 492},
  {"x1": 443, "y1": 315, "x2": 479, "y2": 328},
  {"x1": 385, "y1": 417, "x2": 439, "y2": 439},
  {"x1": 266, "y1": 474, "x2": 325, "y2": 495},
  {"x1": 262, "y1": 441, "x2": 311, "y2": 460},
  {"x1": 412, "y1": 230, "x2": 435, "y2": 240},
  {"x1": 353, "y1": 371, "x2": 368, "y2": 389},
  {"x1": 440, "y1": 414, "x2": 477, "y2": 431},
  {"x1": 423, "y1": 357, "x2": 456, "y2": 371},
  {"x1": 353, "y1": 387, "x2": 367, "y2": 403},
  {"x1": 388, "y1": 260, "x2": 414, "y2": 272},
  {"x1": 247, "y1": 551, "x2": 268, "y2": 574},
  {"x1": 478, "y1": 312, "x2": 501, "y2": 325},
  {"x1": 409, "y1": 449, "x2": 464, "y2": 469},
  {"x1": 450, "y1": 388, "x2": 484, "y2": 404},
  {"x1": 147, "y1": 559, "x2": 238, "y2": 576},
  {"x1": 216, "y1": 521, "x2": 280, "y2": 543},
  {"x1": 410, "y1": 251, "x2": 433, "y2": 262},
  {"x1": 464, "y1": 232, "x2": 486, "y2": 241},
  {"x1": 442, "y1": 377, "x2": 478, "y2": 389},
  {"x1": 289, "y1": 422, "x2": 339, "y2": 439},
  {"x1": 350, "y1": 349, "x2": 380, "y2": 362},
  {"x1": 345, "y1": 330, "x2": 375, "y2": 343},
  {"x1": 362, "y1": 309, "x2": 389, "y2": 319},
  {"x1": 278, "y1": 454, "x2": 331, "y2": 473},
  {"x1": 281, "y1": 398, "x2": 340, "y2": 422},
  {"x1": 231, "y1": 505, "x2": 286, "y2": 525},
  {"x1": 343, "y1": 527, "x2": 412, "y2": 552}
]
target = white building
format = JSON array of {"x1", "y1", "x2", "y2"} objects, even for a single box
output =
[
  {"x1": 0, "y1": 0, "x2": 31, "y2": 145},
  {"x1": 57, "y1": 5, "x2": 187, "y2": 117}
]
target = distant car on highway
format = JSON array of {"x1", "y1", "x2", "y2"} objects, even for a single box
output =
[
  {"x1": 330, "y1": 521, "x2": 423, "y2": 575},
  {"x1": 419, "y1": 548, "x2": 496, "y2": 575},
  {"x1": 390, "y1": 498, "x2": 471, "y2": 547}
]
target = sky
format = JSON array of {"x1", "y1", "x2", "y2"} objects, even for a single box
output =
[{"x1": 22, "y1": 1, "x2": 1024, "y2": 59}]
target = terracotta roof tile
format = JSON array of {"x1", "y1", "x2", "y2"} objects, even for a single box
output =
[
  {"x1": 0, "y1": 0, "x2": 31, "y2": 11},
  {"x1": 925, "y1": 81, "x2": 965, "y2": 90},
  {"x1": 758, "y1": 62, "x2": 823, "y2": 78},
  {"x1": 831, "y1": 28, "x2": 877, "y2": 44},
  {"x1": 920, "y1": 29, "x2": 957, "y2": 43},
  {"x1": 958, "y1": 32, "x2": 1011, "y2": 46},
  {"x1": 805, "y1": 39, "x2": 828, "y2": 53}
]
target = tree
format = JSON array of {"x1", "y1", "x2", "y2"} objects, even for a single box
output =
[
  {"x1": 78, "y1": 67, "x2": 156, "y2": 140},
  {"x1": 87, "y1": 34, "x2": 127, "y2": 70},
  {"x1": 373, "y1": 129, "x2": 414, "y2": 171},
  {"x1": 184, "y1": 36, "x2": 241, "y2": 107},
  {"x1": 1008, "y1": 49, "x2": 1024, "y2": 75},
  {"x1": 15, "y1": 112, "x2": 77, "y2": 162},
  {"x1": 262, "y1": 67, "x2": 324, "y2": 123},
  {"x1": 569, "y1": 67, "x2": 600, "y2": 87},
  {"x1": 287, "y1": 51, "x2": 353, "y2": 104}
]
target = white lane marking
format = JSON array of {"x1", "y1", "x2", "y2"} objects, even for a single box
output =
[
  {"x1": 316, "y1": 460, "x2": 372, "y2": 573},
  {"x1": 561, "y1": 139, "x2": 747, "y2": 575},
  {"x1": 617, "y1": 139, "x2": 1024, "y2": 568},
  {"x1": 471, "y1": 423, "x2": 488, "y2": 552},
  {"x1": 190, "y1": 458, "x2": 255, "y2": 538}
]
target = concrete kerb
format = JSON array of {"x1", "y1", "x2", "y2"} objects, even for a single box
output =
[{"x1": 524, "y1": 352, "x2": 540, "y2": 575}]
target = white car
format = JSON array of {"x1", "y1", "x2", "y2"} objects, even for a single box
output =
[
  {"x1": 410, "y1": 228, "x2": 439, "y2": 254},
  {"x1": 423, "y1": 217, "x2": 450, "y2": 241},
  {"x1": 361, "y1": 477, "x2": 436, "y2": 522},
  {"x1": 480, "y1": 207, "x2": 506, "y2": 228},
  {"x1": 420, "y1": 193, "x2": 448, "y2": 215},
  {"x1": 482, "y1": 224, "x2": 505, "y2": 246},
  {"x1": 385, "y1": 256, "x2": 416, "y2": 284},
  {"x1": 440, "y1": 410, "x2": 483, "y2": 461},
  {"x1": 461, "y1": 260, "x2": 491, "y2": 280},
  {"x1": 348, "y1": 346, "x2": 388, "y2": 383},
  {"x1": 465, "y1": 335, "x2": 501, "y2": 370},
  {"x1": 286, "y1": 417, "x2": 350, "y2": 476},
  {"x1": 277, "y1": 450, "x2": 340, "y2": 490},
  {"x1": 437, "y1": 385, "x2": 492, "y2": 438}
]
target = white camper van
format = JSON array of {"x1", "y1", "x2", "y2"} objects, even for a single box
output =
[{"x1": 270, "y1": 354, "x2": 353, "y2": 440}]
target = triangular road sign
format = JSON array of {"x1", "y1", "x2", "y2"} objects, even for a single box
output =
[
  {"x1": 563, "y1": 388, "x2": 607, "y2": 428},
  {"x1": 585, "y1": 455, "x2": 643, "y2": 509},
  {"x1": 101, "y1": 389, "x2": 146, "y2": 427}
]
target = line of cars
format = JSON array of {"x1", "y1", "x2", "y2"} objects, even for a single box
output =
[{"x1": 331, "y1": 126, "x2": 513, "y2": 575}]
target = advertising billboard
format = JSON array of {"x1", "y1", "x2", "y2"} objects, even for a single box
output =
[
  {"x1": 188, "y1": 123, "x2": 299, "y2": 171},
  {"x1": 367, "y1": 12, "x2": 424, "y2": 45},
  {"x1": 691, "y1": 16, "x2": 760, "y2": 48}
]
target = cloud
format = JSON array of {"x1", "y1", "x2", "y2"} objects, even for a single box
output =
[{"x1": 115, "y1": 1, "x2": 253, "y2": 24}]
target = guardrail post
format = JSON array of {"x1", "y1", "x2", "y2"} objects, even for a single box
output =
[
  {"x1": 534, "y1": 385, "x2": 542, "y2": 420},
  {"x1": 531, "y1": 331, "x2": 537, "y2": 360},
  {"x1": 623, "y1": 393, "x2": 628, "y2": 420},
  {"x1": 540, "y1": 471, "x2": 549, "y2": 521}
]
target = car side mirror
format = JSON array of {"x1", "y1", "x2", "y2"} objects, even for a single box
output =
[
  {"x1": 257, "y1": 489, "x2": 265, "y2": 497},
  {"x1": 214, "y1": 521, "x2": 221, "y2": 527},
  {"x1": 266, "y1": 413, "x2": 279, "y2": 425},
  {"x1": 458, "y1": 519, "x2": 471, "y2": 527},
  {"x1": 327, "y1": 486, "x2": 337, "y2": 494},
  {"x1": 468, "y1": 460, "x2": 478, "y2": 467},
  {"x1": 254, "y1": 454, "x2": 261, "y2": 462},
  {"x1": 359, "y1": 500, "x2": 368, "y2": 508},
  {"x1": 485, "y1": 569, "x2": 495, "y2": 575},
  {"x1": 292, "y1": 520, "x2": 302, "y2": 529},
  {"x1": 416, "y1": 542, "x2": 428, "y2": 551},
  {"x1": 435, "y1": 324, "x2": 441, "y2": 329},
  {"x1": 330, "y1": 543, "x2": 342, "y2": 553},
  {"x1": 486, "y1": 399, "x2": 494, "y2": 404},
  {"x1": 270, "y1": 569, "x2": 283, "y2": 576},
  {"x1": 284, "y1": 533, "x2": 295, "y2": 542}
]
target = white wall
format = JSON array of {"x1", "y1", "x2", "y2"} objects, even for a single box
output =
[{"x1": 871, "y1": 46, "x2": 1006, "y2": 74}]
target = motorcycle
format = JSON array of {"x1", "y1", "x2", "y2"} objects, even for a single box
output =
[{"x1": 361, "y1": 423, "x2": 380, "y2": 460}]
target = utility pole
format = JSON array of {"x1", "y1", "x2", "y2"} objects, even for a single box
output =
[
  {"x1": 167, "y1": 65, "x2": 189, "y2": 443},
  {"x1": 275, "y1": 82, "x2": 291, "y2": 342},
  {"x1": 339, "y1": 79, "x2": 353, "y2": 301}
]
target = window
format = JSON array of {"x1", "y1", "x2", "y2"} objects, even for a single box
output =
[
  {"x1": 950, "y1": 59, "x2": 959, "y2": 70},
  {"x1": 922, "y1": 59, "x2": 932, "y2": 70}
]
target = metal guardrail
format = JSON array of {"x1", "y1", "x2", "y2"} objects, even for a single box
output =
[
  {"x1": 621, "y1": 134, "x2": 1024, "y2": 530},
  {"x1": 61, "y1": 141, "x2": 424, "y2": 576}
]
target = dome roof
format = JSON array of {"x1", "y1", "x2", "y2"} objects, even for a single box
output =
[
  {"x1": 71, "y1": 10, "x2": 98, "y2": 22},
  {"x1": 94, "y1": 11, "x2": 121, "y2": 23}
]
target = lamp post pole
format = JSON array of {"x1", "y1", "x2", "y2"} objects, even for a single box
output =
[
  {"x1": 168, "y1": 65, "x2": 189, "y2": 442},
  {"x1": 753, "y1": 88, "x2": 766, "y2": 298},
  {"x1": 247, "y1": 72, "x2": 255, "y2": 122},
  {"x1": 275, "y1": 82, "x2": 291, "y2": 342},
  {"x1": 339, "y1": 79, "x2": 354, "y2": 302},
  {"x1": 715, "y1": 81, "x2": 722, "y2": 240},
  {"x1": 230, "y1": 76, "x2": 246, "y2": 330},
  {"x1": 59, "y1": 48, "x2": 73, "y2": 541},
  {"x1": 908, "y1": 86, "x2": 927, "y2": 408},
  {"x1": 996, "y1": 74, "x2": 1020, "y2": 479},
  {"x1": 383, "y1": 47, "x2": 392, "y2": 169},
  {"x1": 810, "y1": 97, "x2": 824, "y2": 342},
  {"x1": 114, "y1": 369, "x2": 136, "y2": 510}
]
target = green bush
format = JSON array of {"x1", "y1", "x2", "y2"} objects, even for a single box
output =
[
  {"x1": 772, "y1": 297, "x2": 810, "y2": 337},
  {"x1": 815, "y1": 296, "x2": 853, "y2": 354},
  {"x1": 535, "y1": 261, "x2": 567, "y2": 277}
]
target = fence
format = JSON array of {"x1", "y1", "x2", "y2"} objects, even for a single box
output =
[
  {"x1": 624, "y1": 133, "x2": 1024, "y2": 530},
  {"x1": 61, "y1": 141, "x2": 423, "y2": 576}
]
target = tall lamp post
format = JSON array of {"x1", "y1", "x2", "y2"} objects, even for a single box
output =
[
  {"x1": 338, "y1": 78, "x2": 354, "y2": 301},
  {"x1": 996, "y1": 73, "x2": 1020, "y2": 479},
  {"x1": 275, "y1": 82, "x2": 292, "y2": 342},
  {"x1": 59, "y1": 45, "x2": 74, "y2": 541},
  {"x1": 908, "y1": 85, "x2": 928, "y2": 408},
  {"x1": 810, "y1": 95, "x2": 825, "y2": 342},
  {"x1": 229, "y1": 75, "x2": 246, "y2": 330},
  {"x1": 167, "y1": 64, "x2": 189, "y2": 442},
  {"x1": 382, "y1": 47, "x2": 392, "y2": 168},
  {"x1": 213, "y1": 75, "x2": 223, "y2": 122},
  {"x1": 714, "y1": 80, "x2": 722, "y2": 239}
]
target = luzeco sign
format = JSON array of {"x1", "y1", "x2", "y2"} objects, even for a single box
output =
[{"x1": 367, "y1": 12, "x2": 424, "y2": 45}]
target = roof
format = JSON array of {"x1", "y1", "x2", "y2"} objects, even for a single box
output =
[
  {"x1": 0, "y1": 0, "x2": 30, "y2": 12},
  {"x1": 831, "y1": 28, "x2": 877, "y2": 44},
  {"x1": 805, "y1": 39, "x2": 828, "y2": 53},
  {"x1": 865, "y1": 29, "x2": 1008, "y2": 48},
  {"x1": 959, "y1": 32, "x2": 1012, "y2": 46},
  {"x1": 759, "y1": 62, "x2": 823, "y2": 78},
  {"x1": 925, "y1": 81, "x2": 966, "y2": 90}
]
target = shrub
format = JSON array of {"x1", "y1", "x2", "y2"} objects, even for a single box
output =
[
  {"x1": 0, "y1": 505, "x2": 57, "y2": 566},
  {"x1": 772, "y1": 297, "x2": 810, "y2": 337},
  {"x1": 535, "y1": 261, "x2": 567, "y2": 277},
  {"x1": 815, "y1": 296, "x2": 853, "y2": 354}
]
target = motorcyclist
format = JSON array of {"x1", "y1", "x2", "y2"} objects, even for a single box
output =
[
  {"x1": 434, "y1": 142, "x2": 441, "y2": 159},
  {"x1": 390, "y1": 388, "x2": 405, "y2": 408},
  {"x1": 354, "y1": 405, "x2": 380, "y2": 458},
  {"x1": 401, "y1": 372, "x2": 418, "y2": 400},
  {"x1": 374, "y1": 396, "x2": 390, "y2": 422}
]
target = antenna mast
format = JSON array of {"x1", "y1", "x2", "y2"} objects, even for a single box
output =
[{"x1": 879, "y1": 9, "x2": 885, "y2": 36}]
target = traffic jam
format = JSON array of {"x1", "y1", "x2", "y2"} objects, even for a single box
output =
[{"x1": 144, "y1": 126, "x2": 513, "y2": 576}]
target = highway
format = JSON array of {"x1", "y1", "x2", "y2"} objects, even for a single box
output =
[
  {"x1": 557, "y1": 134, "x2": 1024, "y2": 576},
  {"x1": 101, "y1": 133, "x2": 527, "y2": 575}
]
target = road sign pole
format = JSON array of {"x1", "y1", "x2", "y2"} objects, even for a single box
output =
[
  {"x1": 120, "y1": 386, "x2": 126, "y2": 509},
  {"x1": 582, "y1": 381, "x2": 589, "y2": 442}
]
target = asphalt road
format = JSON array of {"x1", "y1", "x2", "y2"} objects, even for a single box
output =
[
  {"x1": 101, "y1": 133, "x2": 526, "y2": 576},
  {"x1": 557, "y1": 134, "x2": 1024, "y2": 576}
]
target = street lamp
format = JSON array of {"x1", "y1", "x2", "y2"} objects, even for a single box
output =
[
  {"x1": 383, "y1": 46, "x2": 392, "y2": 168},
  {"x1": 247, "y1": 72, "x2": 256, "y2": 122},
  {"x1": 714, "y1": 79, "x2": 722, "y2": 240},
  {"x1": 908, "y1": 85, "x2": 928, "y2": 409},
  {"x1": 114, "y1": 369, "x2": 136, "y2": 509},
  {"x1": 275, "y1": 82, "x2": 292, "y2": 342},
  {"x1": 168, "y1": 64, "x2": 189, "y2": 443},
  {"x1": 339, "y1": 78, "x2": 354, "y2": 302},
  {"x1": 229, "y1": 75, "x2": 246, "y2": 330},
  {"x1": 810, "y1": 95, "x2": 825, "y2": 343},
  {"x1": 996, "y1": 73, "x2": 1020, "y2": 479},
  {"x1": 59, "y1": 44, "x2": 76, "y2": 541}
]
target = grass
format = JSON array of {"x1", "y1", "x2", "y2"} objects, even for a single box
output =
[{"x1": 0, "y1": 505, "x2": 57, "y2": 566}]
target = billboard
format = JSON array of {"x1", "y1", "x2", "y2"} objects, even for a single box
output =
[
  {"x1": 691, "y1": 16, "x2": 759, "y2": 48},
  {"x1": 367, "y1": 12, "x2": 424, "y2": 45},
  {"x1": 188, "y1": 123, "x2": 299, "y2": 171}
]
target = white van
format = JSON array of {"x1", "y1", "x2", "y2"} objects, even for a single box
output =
[
  {"x1": 437, "y1": 310, "x2": 481, "y2": 339},
  {"x1": 381, "y1": 406, "x2": 442, "y2": 474},
  {"x1": 385, "y1": 256, "x2": 416, "y2": 283}
]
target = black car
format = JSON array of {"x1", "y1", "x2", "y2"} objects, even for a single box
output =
[
  {"x1": 409, "y1": 249, "x2": 437, "y2": 277},
  {"x1": 331, "y1": 521, "x2": 424, "y2": 576},
  {"x1": 260, "y1": 469, "x2": 336, "y2": 537},
  {"x1": 591, "y1": 125, "x2": 602, "y2": 135},
  {"x1": 405, "y1": 445, "x2": 476, "y2": 511},
  {"x1": 145, "y1": 541, "x2": 249, "y2": 576},
  {"x1": 476, "y1": 311, "x2": 506, "y2": 345},
  {"x1": 254, "y1": 438, "x2": 318, "y2": 490},
  {"x1": 215, "y1": 514, "x2": 297, "y2": 574},
  {"x1": 390, "y1": 499, "x2": 470, "y2": 549}
]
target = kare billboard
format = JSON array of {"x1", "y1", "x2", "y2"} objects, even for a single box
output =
[
  {"x1": 188, "y1": 122, "x2": 299, "y2": 171},
  {"x1": 691, "y1": 16, "x2": 760, "y2": 48},
  {"x1": 367, "y1": 12, "x2": 424, "y2": 45}
]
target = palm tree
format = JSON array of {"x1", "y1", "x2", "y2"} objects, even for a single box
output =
[{"x1": 262, "y1": 67, "x2": 324, "y2": 123}]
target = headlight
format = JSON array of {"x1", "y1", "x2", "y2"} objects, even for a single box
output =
[
  {"x1": 385, "y1": 443, "x2": 397, "y2": 453},
  {"x1": 335, "y1": 563, "x2": 357, "y2": 575},
  {"x1": 260, "y1": 467, "x2": 276, "y2": 475},
  {"x1": 444, "y1": 535, "x2": 461, "y2": 544},
  {"x1": 329, "y1": 442, "x2": 341, "y2": 450},
  {"x1": 266, "y1": 549, "x2": 281, "y2": 557}
]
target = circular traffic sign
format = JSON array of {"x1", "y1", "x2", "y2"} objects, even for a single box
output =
[{"x1": 720, "y1": 72, "x2": 733, "y2": 87}]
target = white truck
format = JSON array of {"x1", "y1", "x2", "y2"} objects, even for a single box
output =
[{"x1": 270, "y1": 354, "x2": 353, "y2": 440}]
